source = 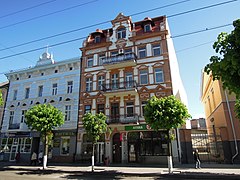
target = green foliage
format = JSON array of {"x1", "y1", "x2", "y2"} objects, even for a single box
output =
[
  {"x1": 144, "y1": 96, "x2": 191, "y2": 131},
  {"x1": 0, "y1": 89, "x2": 3, "y2": 106},
  {"x1": 235, "y1": 99, "x2": 240, "y2": 119},
  {"x1": 204, "y1": 19, "x2": 240, "y2": 97},
  {"x1": 25, "y1": 104, "x2": 64, "y2": 134},
  {"x1": 82, "y1": 112, "x2": 107, "y2": 144}
]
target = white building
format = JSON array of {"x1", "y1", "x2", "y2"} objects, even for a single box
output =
[{"x1": 0, "y1": 51, "x2": 80, "y2": 162}]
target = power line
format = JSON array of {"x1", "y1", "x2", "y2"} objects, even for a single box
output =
[
  {"x1": 0, "y1": 22, "x2": 234, "y2": 61},
  {"x1": 0, "y1": 0, "x2": 237, "y2": 53},
  {"x1": 0, "y1": 0, "x2": 99, "y2": 30},
  {"x1": 176, "y1": 41, "x2": 215, "y2": 53},
  {"x1": 0, "y1": 0, "x2": 58, "y2": 19},
  {"x1": 0, "y1": 0, "x2": 192, "y2": 52}
]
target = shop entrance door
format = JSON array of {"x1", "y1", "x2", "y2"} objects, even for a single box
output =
[
  {"x1": 10, "y1": 145, "x2": 18, "y2": 161},
  {"x1": 95, "y1": 142, "x2": 104, "y2": 164},
  {"x1": 112, "y1": 133, "x2": 122, "y2": 163}
]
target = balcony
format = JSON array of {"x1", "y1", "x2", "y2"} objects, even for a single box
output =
[
  {"x1": 102, "y1": 80, "x2": 138, "y2": 95},
  {"x1": 102, "y1": 53, "x2": 137, "y2": 70},
  {"x1": 107, "y1": 114, "x2": 139, "y2": 124},
  {"x1": 9, "y1": 123, "x2": 20, "y2": 130}
]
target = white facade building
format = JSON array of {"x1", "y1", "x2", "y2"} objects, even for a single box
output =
[{"x1": 0, "y1": 51, "x2": 80, "y2": 162}]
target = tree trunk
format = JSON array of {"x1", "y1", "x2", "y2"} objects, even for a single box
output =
[
  {"x1": 43, "y1": 133, "x2": 48, "y2": 169},
  {"x1": 167, "y1": 129, "x2": 173, "y2": 174},
  {"x1": 92, "y1": 143, "x2": 95, "y2": 172}
]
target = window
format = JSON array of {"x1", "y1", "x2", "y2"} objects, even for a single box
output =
[
  {"x1": 125, "y1": 72, "x2": 133, "y2": 88},
  {"x1": 21, "y1": 110, "x2": 27, "y2": 123},
  {"x1": 95, "y1": 35, "x2": 101, "y2": 43},
  {"x1": 140, "y1": 69, "x2": 148, "y2": 85},
  {"x1": 138, "y1": 47, "x2": 146, "y2": 58},
  {"x1": 152, "y1": 44, "x2": 161, "y2": 56},
  {"x1": 25, "y1": 88, "x2": 30, "y2": 99},
  {"x1": 111, "y1": 51, "x2": 118, "y2": 57},
  {"x1": 55, "y1": 70, "x2": 58, "y2": 73},
  {"x1": 86, "y1": 77, "x2": 93, "y2": 92},
  {"x1": 67, "y1": 81, "x2": 73, "y2": 94},
  {"x1": 38, "y1": 85, "x2": 43, "y2": 97},
  {"x1": 98, "y1": 75, "x2": 105, "y2": 90},
  {"x1": 141, "y1": 101, "x2": 147, "y2": 116},
  {"x1": 155, "y1": 68, "x2": 164, "y2": 83},
  {"x1": 9, "y1": 111, "x2": 14, "y2": 125},
  {"x1": 87, "y1": 57, "x2": 93, "y2": 67},
  {"x1": 61, "y1": 137, "x2": 70, "y2": 155},
  {"x1": 111, "y1": 73, "x2": 119, "y2": 89},
  {"x1": 13, "y1": 90, "x2": 17, "y2": 100},
  {"x1": 98, "y1": 54, "x2": 105, "y2": 65},
  {"x1": 52, "y1": 83, "x2": 58, "y2": 95},
  {"x1": 97, "y1": 104, "x2": 105, "y2": 114},
  {"x1": 124, "y1": 49, "x2": 132, "y2": 54},
  {"x1": 126, "y1": 102, "x2": 134, "y2": 117},
  {"x1": 144, "y1": 24, "x2": 151, "y2": 32},
  {"x1": 117, "y1": 27, "x2": 126, "y2": 39},
  {"x1": 85, "y1": 105, "x2": 91, "y2": 114},
  {"x1": 65, "y1": 105, "x2": 71, "y2": 121}
]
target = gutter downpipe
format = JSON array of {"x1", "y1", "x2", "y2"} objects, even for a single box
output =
[{"x1": 224, "y1": 90, "x2": 238, "y2": 164}]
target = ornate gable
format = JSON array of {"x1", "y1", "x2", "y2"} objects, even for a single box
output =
[{"x1": 111, "y1": 13, "x2": 131, "y2": 25}]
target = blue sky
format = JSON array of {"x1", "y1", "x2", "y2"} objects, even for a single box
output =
[{"x1": 0, "y1": 0, "x2": 239, "y2": 118}]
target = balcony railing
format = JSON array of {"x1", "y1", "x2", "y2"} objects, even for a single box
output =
[
  {"x1": 102, "y1": 80, "x2": 138, "y2": 92},
  {"x1": 103, "y1": 53, "x2": 137, "y2": 65},
  {"x1": 106, "y1": 114, "x2": 139, "y2": 124},
  {"x1": 9, "y1": 123, "x2": 20, "y2": 130}
]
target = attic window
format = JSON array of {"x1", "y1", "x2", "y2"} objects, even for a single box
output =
[
  {"x1": 28, "y1": 75, "x2": 31, "y2": 78},
  {"x1": 95, "y1": 35, "x2": 101, "y2": 43},
  {"x1": 50, "y1": 100, "x2": 55, "y2": 103},
  {"x1": 117, "y1": 27, "x2": 126, "y2": 39},
  {"x1": 65, "y1": 98, "x2": 71, "y2": 101},
  {"x1": 55, "y1": 70, "x2": 58, "y2": 73},
  {"x1": 144, "y1": 24, "x2": 151, "y2": 32}
]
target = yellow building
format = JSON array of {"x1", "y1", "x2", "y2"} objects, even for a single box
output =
[{"x1": 201, "y1": 71, "x2": 240, "y2": 163}]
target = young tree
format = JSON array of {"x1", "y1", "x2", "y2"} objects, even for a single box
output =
[
  {"x1": 25, "y1": 104, "x2": 64, "y2": 169},
  {"x1": 204, "y1": 19, "x2": 240, "y2": 97},
  {"x1": 82, "y1": 112, "x2": 107, "y2": 172},
  {"x1": 144, "y1": 95, "x2": 191, "y2": 173}
]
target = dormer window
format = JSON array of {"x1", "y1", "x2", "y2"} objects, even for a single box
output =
[
  {"x1": 144, "y1": 24, "x2": 151, "y2": 32},
  {"x1": 117, "y1": 27, "x2": 126, "y2": 39},
  {"x1": 95, "y1": 35, "x2": 101, "y2": 43}
]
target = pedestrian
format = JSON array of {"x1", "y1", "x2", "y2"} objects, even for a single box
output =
[
  {"x1": 193, "y1": 149, "x2": 201, "y2": 169},
  {"x1": 38, "y1": 150, "x2": 43, "y2": 165},
  {"x1": 15, "y1": 150, "x2": 20, "y2": 164},
  {"x1": 30, "y1": 152, "x2": 37, "y2": 166}
]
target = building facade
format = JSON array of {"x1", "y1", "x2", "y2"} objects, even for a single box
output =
[
  {"x1": 77, "y1": 13, "x2": 188, "y2": 165},
  {"x1": 0, "y1": 52, "x2": 80, "y2": 162},
  {"x1": 0, "y1": 82, "x2": 9, "y2": 131},
  {"x1": 201, "y1": 71, "x2": 240, "y2": 163}
]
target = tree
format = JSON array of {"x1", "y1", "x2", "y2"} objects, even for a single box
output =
[
  {"x1": 204, "y1": 19, "x2": 240, "y2": 97},
  {"x1": 144, "y1": 95, "x2": 191, "y2": 173},
  {"x1": 0, "y1": 90, "x2": 3, "y2": 106},
  {"x1": 82, "y1": 112, "x2": 107, "y2": 172},
  {"x1": 25, "y1": 104, "x2": 64, "y2": 169}
]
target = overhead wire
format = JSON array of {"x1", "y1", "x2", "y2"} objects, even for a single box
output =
[{"x1": 0, "y1": 0, "x2": 238, "y2": 60}]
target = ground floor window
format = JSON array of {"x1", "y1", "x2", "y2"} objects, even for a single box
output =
[
  {"x1": 60, "y1": 137, "x2": 70, "y2": 155},
  {"x1": 0, "y1": 137, "x2": 32, "y2": 153}
]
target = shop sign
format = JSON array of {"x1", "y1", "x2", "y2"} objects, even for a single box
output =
[
  {"x1": 53, "y1": 139, "x2": 61, "y2": 147},
  {"x1": 125, "y1": 124, "x2": 151, "y2": 131},
  {"x1": 55, "y1": 132, "x2": 75, "y2": 137}
]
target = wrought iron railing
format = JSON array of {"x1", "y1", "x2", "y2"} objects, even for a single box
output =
[
  {"x1": 102, "y1": 52, "x2": 137, "y2": 65},
  {"x1": 102, "y1": 80, "x2": 138, "y2": 92},
  {"x1": 106, "y1": 114, "x2": 139, "y2": 124}
]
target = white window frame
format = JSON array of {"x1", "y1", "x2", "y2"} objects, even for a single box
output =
[
  {"x1": 52, "y1": 83, "x2": 58, "y2": 95},
  {"x1": 141, "y1": 101, "x2": 147, "y2": 117},
  {"x1": 98, "y1": 75, "x2": 105, "y2": 90},
  {"x1": 9, "y1": 111, "x2": 14, "y2": 125},
  {"x1": 155, "y1": 68, "x2": 164, "y2": 83},
  {"x1": 95, "y1": 35, "x2": 101, "y2": 43},
  {"x1": 21, "y1": 110, "x2": 27, "y2": 123},
  {"x1": 67, "y1": 81, "x2": 73, "y2": 94},
  {"x1": 140, "y1": 69, "x2": 148, "y2": 85},
  {"x1": 138, "y1": 47, "x2": 146, "y2": 59},
  {"x1": 86, "y1": 77, "x2": 93, "y2": 92},
  {"x1": 98, "y1": 54, "x2": 105, "y2": 65},
  {"x1": 152, "y1": 44, "x2": 161, "y2": 56},
  {"x1": 126, "y1": 102, "x2": 134, "y2": 117},
  {"x1": 65, "y1": 105, "x2": 71, "y2": 121},
  {"x1": 144, "y1": 24, "x2": 151, "y2": 32},
  {"x1": 87, "y1": 57, "x2": 93, "y2": 67},
  {"x1": 117, "y1": 27, "x2": 126, "y2": 39}
]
